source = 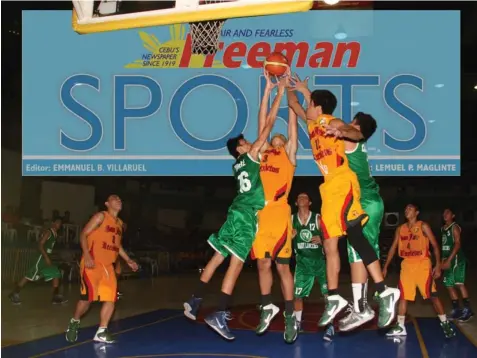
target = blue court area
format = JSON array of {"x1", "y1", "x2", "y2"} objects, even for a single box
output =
[{"x1": 3, "y1": 309, "x2": 477, "y2": 358}]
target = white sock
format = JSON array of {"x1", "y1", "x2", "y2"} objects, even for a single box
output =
[
  {"x1": 438, "y1": 314, "x2": 447, "y2": 323},
  {"x1": 96, "y1": 326, "x2": 106, "y2": 334},
  {"x1": 397, "y1": 315, "x2": 405, "y2": 327},
  {"x1": 352, "y1": 283, "x2": 365, "y2": 312},
  {"x1": 294, "y1": 310, "x2": 303, "y2": 322},
  {"x1": 71, "y1": 318, "x2": 80, "y2": 323}
]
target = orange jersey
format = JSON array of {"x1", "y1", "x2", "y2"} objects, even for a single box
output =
[
  {"x1": 307, "y1": 114, "x2": 349, "y2": 180},
  {"x1": 398, "y1": 221, "x2": 430, "y2": 260},
  {"x1": 260, "y1": 146, "x2": 295, "y2": 204},
  {"x1": 87, "y1": 212, "x2": 123, "y2": 265}
]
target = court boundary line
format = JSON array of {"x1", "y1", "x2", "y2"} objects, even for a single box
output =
[
  {"x1": 29, "y1": 314, "x2": 182, "y2": 358},
  {"x1": 411, "y1": 316, "x2": 430, "y2": 358}
]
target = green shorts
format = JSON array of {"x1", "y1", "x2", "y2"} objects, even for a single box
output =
[
  {"x1": 443, "y1": 257, "x2": 466, "y2": 287},
  {"x1": 208, "y1": 205, "x2": 258, "y2": 262},
  {"x1": 25, "y1": 256, "x2": 61, "y2": 282},
  {"x1": 294, "y1": 257, "x2": 328, "y2": 298},
  {"x1": 348, "y1": 193, "x2": 384, "y2": 264}
]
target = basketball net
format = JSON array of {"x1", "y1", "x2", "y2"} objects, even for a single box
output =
[{"x1": 189, "y1": 0, "x2": 228, "y2": 55}]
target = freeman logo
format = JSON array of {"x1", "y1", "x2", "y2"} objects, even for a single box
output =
[
  {"x1": 260, "y1": 164, "x2": 280, "y2": 174},
  {"x1": 102, "y1": 242, "x2": 119, "y2": 252}
]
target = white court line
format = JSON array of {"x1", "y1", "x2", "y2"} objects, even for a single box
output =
[{"x1": 22, "y1": 155, "x2": 461, "y2": 160}]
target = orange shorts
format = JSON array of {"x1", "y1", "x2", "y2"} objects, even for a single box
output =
[
  {"x1": 251, "y1": 203, "x2": 292, "y2": 263},
  {"x1": 80, "y1": 261, "x2": 117, "y2": 302},
  {"x1": 319, "y1": 168, "x2": 368, "y2": 239},
  {"x1": 399, "y1": 258, "x2": 437, "y2": 301}
]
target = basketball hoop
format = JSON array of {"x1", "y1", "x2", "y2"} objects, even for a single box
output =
[{"x1": 189, "y1": 0, "x2": 228, "y2": 55}]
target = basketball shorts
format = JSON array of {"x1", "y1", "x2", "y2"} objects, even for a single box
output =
[
  {"x1": 251, "y1": 204, "x2": 292, "y2": 263},
  {"x1": 399, "y1": 258, "x2": 437, "y2": 301},
  {"x1": 348, "y1": 193, "x2": 384, "y2": 263},
  {"x1": 294, "y1": 257, "x2": 328, "y2": 298},
  {"x1": 80, "y1": 261, "x2": 117, "y2": 302},
  {"x1": 443, "y1": 257, "x2": 466, "y2": 287},
  {"x1": 25, "y1": 256, "x2": 61, "y2": 282},
  {"x1": 208, "y1": 205, "x2": 258, "y2": 262},
  {"x1": 319, "y1": 169, "x2": 368, "y2": 240}
]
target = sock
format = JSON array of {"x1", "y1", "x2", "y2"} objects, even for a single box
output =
[
  {"x1": 53, "y1": 287, "x2": 59, "y2": 296},
  {"x1": 285, "y1": 300, "x2": 294, "y2": 315},
  {"x1": 294, "y1": 310, "x2": 303, "y2": 322},
  {"x1": 96, "y1": 326, "x2": 106, "y2": 334},
  {"x1": 261, "y1": 294, "x2": 272, "y2": 307},
  {"x1": 451, "y1": 300, "x2": 460, "y2": 309},
  {"x1": 218, "y1": 292, "x2": 231, "y2": 311},
  {"x1": 463, "y1": 298, "x2": 470, "y2": 308},
  {"x1": 375, "y1": 281, "x2": 385, "y2": 294},
  {"x1": 438, "y1": 314, "x2": 447, "y2": 323},
  {"x1": 328, "y1": 289, "x2": 338, "y2": 297},
  {"x1": 397, "y1": 315, "x2": 405, "y2": 327},
  {"x1": 13, "y1": 285, "x2": 22, "y2": 294},
  {"x1": 352, "y1": 283, "x2": 366, "y2": 313},
  {"x1": 193, "y1": 280, "x2": 207, "y2": 299},
  {"x1": 71, "y1": 318, "x2": 80, "y2": 323}
]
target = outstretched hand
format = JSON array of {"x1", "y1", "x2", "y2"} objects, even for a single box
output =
[
  {"x1": 324, "y1": 124, "x2": 344, "y2": 138},
  {"x1": 289, "y1": 72, "x2": 309, "y2": 93},
  {"x1": 263, "y1": 68, "x2": 279, "y2": 91}
]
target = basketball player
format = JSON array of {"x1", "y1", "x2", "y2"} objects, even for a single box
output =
[
  {"x1": 291, "y1": 193, "x2": 334, "y2": 342},
  {"x1": 183, "y1": 74, "x2": 286, "y2": 341},
  {"x1": 252, "y1": 70, "x2": 298, "y2": 344},
  {"x1": 441, "y1": 208, "x2": 473, "y2": 321},
  {"x1": 65, "y1": 195, "x2": 139, "y2": 344},
  {"x1": 323, "y1": 112, "x2": 384, "y2": 331},
  {"x1": 383, "y1": 204, "x2": 456, "y2": 338},
  {"x1": 8, "y1": 217, "x2": 67, "y2": 305},
  {"x1": 287, "y1": 75, "x2": 400, "y2": 328}
]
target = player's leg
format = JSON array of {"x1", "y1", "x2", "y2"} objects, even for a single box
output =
[
  {"x1": 93, "y1": 265, "x2": 118, "y2": 343},
  {"x1": 293, "y1": 267, "x2": 314, "y2": 330},
  {"x1": 66, "y1": 264, "x2": 98, "y2": 343},
  {"x1": 184, "y1": 212, "x2": 233, "y2": 320},
  {"x1": 314, "y1": 260, "x2": 335, "y2": 342},
  {"x1": 9, "y1": 257, "x2": 44, "y2": 304},
  {"x1": 443, "y1": 266, "x2": 461, "y2": 319},
  {"x1": 204, "y1": 209, "x2": 256, "y2": 340},
  {"x1": 8, "y1": 277, "x2": 29, "y2": 304},
  {"x1": 43, "y1": 265, "x2": 68, "y2": 304},
  {"x1": 454, "y1": 260, "x2": 473, "y2": 322},
  {"x1": 387, "y1": 261, "x2": 413, "y2": 336}
]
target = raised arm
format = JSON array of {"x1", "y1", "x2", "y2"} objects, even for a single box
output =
[
  {"x1": 326, "y1": 118, "x2": 364, "y2": 141},
  {"x1": 258, "y1": 69, "x2": 276, "y2": 145},
  {"x1": 383, "y1": 226, "x2": 400, "y2": 277},
  {"x1": 286, "y1": 107, "x2": 298, "y2": 165},
  {"x1": 287, "y1": 73, "x2": 311, "y2": 122}
]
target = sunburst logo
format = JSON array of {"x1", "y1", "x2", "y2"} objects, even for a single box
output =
[{"x1": 125, "y1": 24, "x2": 224, "y2": 69}]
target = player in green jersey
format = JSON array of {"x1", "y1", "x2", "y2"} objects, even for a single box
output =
[
  {"x1": 9, "y1": 217, "x2": 67, "y2": 305},
  {"x1": 325, "y1": 111, "x2": 384, "y2": 331},
  {"x1": 291, "y1": 193, "x2": 334, "y2": 341},
  {"x1": 441, "y1": 208, "x2": 473, "y2": 322},
  {"x1": 183, "y1": 73, "x2": 287, "y2": 341}
]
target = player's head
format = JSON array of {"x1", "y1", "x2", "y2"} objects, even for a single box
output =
[
  {"x1": 296, "y1": 192, "x2": 311, "y2": 208},
  {"x1": 226, "y1": 134, "x2": 251, "y2": 158},
  {"x1": 307, "y1": 90, "x2": 337, "y2": 120},
  {"x1": 271, "y1": 133, "x2": 287, "y2": 148},
  {"x1": 352, "y1": 112, "x2": 377, "y2": 142},
  {"x1": 106, "y1": 194, "x2": 122, "y2": 212},
  {"x1": 443, "y1": 208, "x2": 455, "y2": 223},
  {"x1": 404, "y1": 203, "x2": 420, "y2": 220},
  {"x1": 51, "y1": 217, "x2": 62, "y2": 230}
]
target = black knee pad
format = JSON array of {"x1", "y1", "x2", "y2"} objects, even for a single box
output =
[{"x1": 346, "y1": 224, "x2": 378, "y2": 266}]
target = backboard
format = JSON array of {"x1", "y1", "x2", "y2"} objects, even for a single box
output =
[{"x1": 72, "y1": 0, "x2": 314, "y2": 34}]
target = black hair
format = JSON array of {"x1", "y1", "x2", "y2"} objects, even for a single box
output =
[
  {"x1": 310, "y1": 90, "x2": 337, "y2": 115},
  {"x1": 354, "y1": 112, "x2": 377, "y2": 142},
  {"x1": 408, "y1": 203, "x2": 420, "y2": 212},
  {"x1": 444, "y1": 207, "x2": 455, "y2": 215},
  {"x1": 226, "y1": 134, "x2": 244, "y2": 159},
  {"x1": 52, "y1": 216, "x2": 62, "y2": 223}
]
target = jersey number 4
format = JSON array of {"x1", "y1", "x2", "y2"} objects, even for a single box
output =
[{"x1": 238, "y1": 171, "x2": 252, "y2": 193}]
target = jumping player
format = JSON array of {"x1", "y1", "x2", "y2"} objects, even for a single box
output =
[
  {"x1": 9, "y1": 217, "x2": 67, "y2": 305},
  {"x1": 441, "y1": 208, "x2": 473, "y2": 321},
  {"x1": 253, "y1": 71, "x2": 298, "y2": 344},
  {"x1": 287, "y1": 74, "x2": 399, "y2": 328},
  {"x1": 183, "y1": 74, "x2": 286, "y2": 341},
  {"x1": 325, "y1": 112, "x2": 384, "y2": 331},
  {"x1": 291, "y1": 193, "x2": 334, "y2": 341},
  {"x1": 383, "y1": 204, "x2": 455, "y2": 338},
  {"x1": 65, "y1": 195, "x2": 139, "y2": 344}
]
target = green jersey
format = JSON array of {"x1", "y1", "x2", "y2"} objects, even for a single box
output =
[
  {"x1": 346, "y1": 142, "x2": 379, "y2": 196},
  {"x1": 292, "y1": 211, "x2": 324, "y2": 260},
  {"x1": 441, "y1": 222, "x2": 464, "y2": 261},
  {"x1": 231, "y1": 153, "x2": 265, "y2": 211},
  {"x1": 43, "y1": 229, "x2": 58, "y2": 254}
]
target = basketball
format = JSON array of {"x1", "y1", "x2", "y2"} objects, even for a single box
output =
[{"x1": 264, "y1": 52, "x2": 289, "y2": 76}]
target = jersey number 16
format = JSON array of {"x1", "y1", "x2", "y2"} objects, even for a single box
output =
[{"x1": 238, "y1": 171, "x2": 252, "y2": 193}]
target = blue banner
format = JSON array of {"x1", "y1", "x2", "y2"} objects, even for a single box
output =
[{"x1": 22, "y1": 10, "x2": 460, "y2": 176}]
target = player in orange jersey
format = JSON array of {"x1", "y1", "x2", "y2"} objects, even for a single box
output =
[
  {"x1": 65, "y1": 195, "x2": 139, "y2": 344},
  {"x1": 252, "y1": 70, "x2": 299, "y2": 343},
  {"x1": 287, "y1": 75, "x2": 399, "y2": 329},
  {"x1": 383, "y1": 204, "x2": 456, "y2": 338}
]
